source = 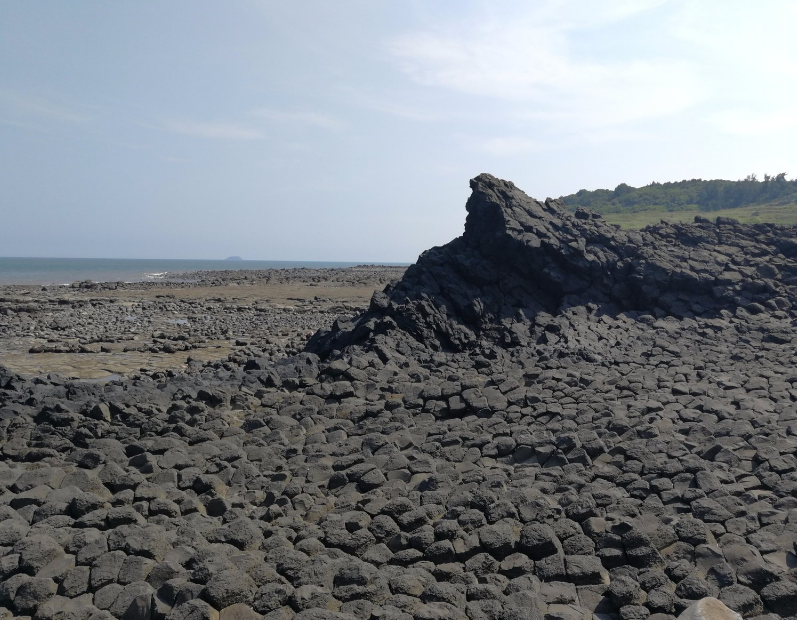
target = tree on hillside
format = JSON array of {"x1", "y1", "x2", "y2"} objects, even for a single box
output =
[{"x1": 561, "y1": 173, "x2": 797, "y2": 215}]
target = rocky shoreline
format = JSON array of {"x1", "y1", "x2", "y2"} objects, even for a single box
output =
[
  {"x1": 0, "y1": 266, "x2": 404, "y2": 379},
  {"x1": 2, "y1": 175, "x2": 797, "y2": 620}
]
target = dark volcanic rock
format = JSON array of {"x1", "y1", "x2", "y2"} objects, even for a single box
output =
[
  {"x1": 308, "y1": 173, "x2": 797, "y2": 356},
  {"x1": 5, "y1": 174, "x2": 797, "y2": 620}
]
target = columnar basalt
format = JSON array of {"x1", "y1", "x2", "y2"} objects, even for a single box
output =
[
  {"x1": 2, "y1": 176, "x2": 797, "y2": 620},
  {"x1": 310, "y1": 174, "x2": 797, "y2": 359}
]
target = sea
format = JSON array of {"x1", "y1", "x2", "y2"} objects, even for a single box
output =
[{"x1": 0, "y1": 257, "x2": 405, "y2": 286}]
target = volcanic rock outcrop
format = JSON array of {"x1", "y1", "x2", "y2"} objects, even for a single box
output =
[
  {"x1": 3, "y1": 175, "x2": 797, "y2": 620},
  {"x1": 309, "y1": 173, "x2": 797, "y2": 357}
]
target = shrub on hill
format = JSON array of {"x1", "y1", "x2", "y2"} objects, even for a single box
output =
[{"x1": 562, "y1": 173, "x2": 797, "y2": 214}]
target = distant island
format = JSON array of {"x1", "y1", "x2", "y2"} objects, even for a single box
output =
[{"x1": 225, "y1": 256, "x2": 243, "y2": 261}]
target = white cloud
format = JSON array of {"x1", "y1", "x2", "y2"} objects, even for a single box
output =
[
  {"x1": 523, "y1": 0, "x2": 670, "y2": 30},
  {"x1": 386, "y1": 0, "x2": 702, "y2": 136},
  {"x1": 709, "y1": 109, "x2": 797, "y2": 137},
  {"x1": 251, "y1": 108, "x2": 344, "y2": 131},
  {"x1": 483, "y1": 136, "x2": 543, "y2": 156},
  {"x1": 339, "y1": 90, "x2": 442, "y2": 122},
  {"x1": 0, "y1": 116, "x2": 46, "y2": 132},
  {"x1": 667, "y1": 1, "x2": 797, "y2": 138},
  {"x1": 670, "y1": 0, "x2": 797, "y2": 76},
  {"x1": 482, "y1": 126, "x2": 652, "y2": 157},
  {"x1": 158, "y1": 108, "x2": 344, "y2": 141},
  {"x1": 161, "y1": 119, "x2": 263, "y2": 140},
  {"x1": 0, "y1": 88, "x2": 93, "y2": 124}
]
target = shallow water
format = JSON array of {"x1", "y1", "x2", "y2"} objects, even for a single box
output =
[{"x1": 0, "y1": 257, "x2": 394, "y2": 285}]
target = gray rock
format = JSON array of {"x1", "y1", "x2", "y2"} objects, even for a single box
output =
[
  {"x1": 690, "y1": 499, "x2": 733, "y2": 523},
  {"x1": 119, "y1": 555, "x2": 157, "y2": 585},
  {"x1": 478, "y1": 521, "x2": 517, "y2": 559},
  {"x1": 519, "y1": 524, "x2": 560, "y2": 560},
  {"x1": 109, "y1": 581, "x2": 155, "y2": 620},
  {"x1": 718, "y1": 584, "x2": 762, "y2": 618},
  {"x1": 91, "y1": 550, "x2": 127, "y2": 590},
  {"x1": 564, "y1": 555, "x2": 607, "y2": 585},
  {"x1": 13, "y1": 534, "x2": 65, "y2": 574},
  {"x1": 167, "y1": 599, "x2": 220, "y2": 620},
  {"x1": 760, "y1": 579, "x2": 797, "y2": 616},
  {"x1": 13, "y1": 576, "x2": 58, "y2": 614},
  {"x1": 0, "y1": 519, "x2": 29, "y2": 546},
  {"x1": 203, "y1": 568, "x2": 257, "y2": 609},
  {"x1": 59, "y1": 565, "x2": 91, "y2": 597}
]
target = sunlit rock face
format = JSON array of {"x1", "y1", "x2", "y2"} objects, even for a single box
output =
[{"x1": 309, "y1": 173, "x2": 797, "y2": 357}]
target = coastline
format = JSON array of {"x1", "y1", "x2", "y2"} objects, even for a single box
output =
[
  {"x1": 0, "y1": 266, "x2": 406, "y2": 379},
  {"x1": 0, "y1": 257, "x2": 410, "y2": 286}
]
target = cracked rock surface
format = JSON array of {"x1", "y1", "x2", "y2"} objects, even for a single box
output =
[{"x1": 4, "y1": 174, "x2": 797, "y2": 620}]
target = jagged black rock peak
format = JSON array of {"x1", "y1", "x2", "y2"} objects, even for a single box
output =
[{"x1": 308, "y1": 173, "x2": 797, "y2": 357}]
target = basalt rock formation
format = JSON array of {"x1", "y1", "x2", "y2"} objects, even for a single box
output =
[
  {"x1": 309, "y1": 173, "x2": 797, "y2": 357},
  {"x1": 4, "y1": 176, "x2": 797, "y2": 620}
]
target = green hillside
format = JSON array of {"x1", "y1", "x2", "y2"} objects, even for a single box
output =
[{"x1": 561, "y1": 173, "x2": 797, "y2": 228}]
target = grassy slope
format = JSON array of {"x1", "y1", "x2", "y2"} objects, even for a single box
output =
[{"x1": 599, "y1": 201, "x2": 797, "y2": 229}]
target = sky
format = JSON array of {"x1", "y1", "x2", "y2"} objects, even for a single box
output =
[{"x1": 1, "y1": 1, "x2": 796, "y2": 262}]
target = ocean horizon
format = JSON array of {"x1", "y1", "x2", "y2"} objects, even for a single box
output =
[{"x1": 0, "y1": 257, "x2": 410, "y2": 286}]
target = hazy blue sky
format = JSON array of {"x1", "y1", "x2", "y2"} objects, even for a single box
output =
[{"x1": 1, "y1": 1, "x2": 795, "y2": 261}]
